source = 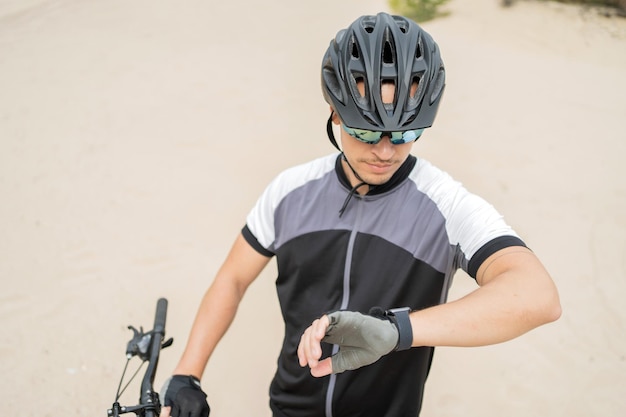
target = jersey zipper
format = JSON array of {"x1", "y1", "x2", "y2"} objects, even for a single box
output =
[{"x1": 324, "y1": 194, "x2": 365, "y2": 417}]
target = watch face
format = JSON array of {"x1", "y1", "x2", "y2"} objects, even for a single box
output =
[{"x1": 387, "y1": 307, "x2": 410, "y2": 316}]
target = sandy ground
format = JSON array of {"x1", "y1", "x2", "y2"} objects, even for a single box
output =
[{"x1": 1, "y1": 0, "x2": 625, "y2": 415}]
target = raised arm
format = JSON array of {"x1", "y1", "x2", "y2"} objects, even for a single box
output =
[
  {"x1": 409, "y1": 245, "x2": 561, "y2": 347},
  {"x1": 298, "y1": 246, "x2": 561, "y2": 376}
]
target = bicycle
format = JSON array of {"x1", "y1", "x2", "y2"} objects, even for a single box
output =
[{"x1": 107, "y1": 297, "x2": 174, "y2": 417}]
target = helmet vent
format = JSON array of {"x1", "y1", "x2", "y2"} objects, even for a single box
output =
[
  {"x1": 383, "y1": 40, "x2": 394, "y2": 64},
  {"x1": 363, "y1": 114, "x2": 377, "y2": 125},
  {"x1": 351, "y1": 40, "x2": 360, "y2": 59},
  {"x1": 323, "y1": 66, "x2": 343, "y2": 103},
  {"x1": 430, "y1": 67, "x2": 445, "y2": 104},
  {"x1": 354, "y1": 76, "x2": 366, "y2": 98},
  {"x1": 410, "y1": 76, "x2": 420, "y2": 99},
  {"x1": 393, "y1": 16, "x2": 409, "y2": 33},
  {"x1": 402, "y1": 114, "x2": 416, "y2": 127},
  {"x1": 415, "y1": 42, "x2": 423, "y2": 59}
]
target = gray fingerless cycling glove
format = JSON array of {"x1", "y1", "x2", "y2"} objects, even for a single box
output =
[{"x1": 322, "y1": 308, "x2": 413, "y2": 374}]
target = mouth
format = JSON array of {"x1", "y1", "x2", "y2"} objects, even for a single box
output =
[{"x1": 364, "y1": 161, "x2": 394, "y2": 175}]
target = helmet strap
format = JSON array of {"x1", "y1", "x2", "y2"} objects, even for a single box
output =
[
  {"x1": 326, "y1": 113, "x2": 376, "y2": 218},
  {"x1": 326, "y1": 113, "x2": 342, "y2": 152},
  {"x1": 326, "y1": 113, "x2": 373, "y2": 188}
]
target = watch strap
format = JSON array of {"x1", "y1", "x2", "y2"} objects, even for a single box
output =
[{"x1": 386, "y1": 307, "x2": 413, "y2": 351}]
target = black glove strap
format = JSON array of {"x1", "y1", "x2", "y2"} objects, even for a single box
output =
[{"x1": 386, "y1": 307, "x2": 413, "y2": 351}]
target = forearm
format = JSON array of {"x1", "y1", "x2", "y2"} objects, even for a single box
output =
[
  {"x1": 173, "y1": 277, "x2": 245, "y2": 377},
  {"x1": 411, "y1": 249, "x2": 561, "y2": 347},
  {"x1": 172, "y1": 233, "x2": 271, "y2": 379}
]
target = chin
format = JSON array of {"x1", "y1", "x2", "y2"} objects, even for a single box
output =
[{"x1": 364, "y1": 174, "x2": 394, "y2": 185}]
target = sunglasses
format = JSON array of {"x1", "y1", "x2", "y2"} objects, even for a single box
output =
[{"x1": 341, "y1": 123, "x2": 424, "y2": 145}]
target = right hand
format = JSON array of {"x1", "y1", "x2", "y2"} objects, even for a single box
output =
[{"x1": 160, "y1": 375, "x2": 210, "y2": 417}]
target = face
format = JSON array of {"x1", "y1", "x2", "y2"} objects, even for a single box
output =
[{"x1": 334, "y1": 83, "x2": 415, "y2": 192}]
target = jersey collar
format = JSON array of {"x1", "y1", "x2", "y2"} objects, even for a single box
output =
[{"x1": 335, "y1": 154, "x2": 417, "y2": 196}]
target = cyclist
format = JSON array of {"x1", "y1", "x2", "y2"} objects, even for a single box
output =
[{"x1": 160, "y1": 12, "x2": 561, "y2": 417}]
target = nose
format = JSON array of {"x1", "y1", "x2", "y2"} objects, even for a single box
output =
[{"x1": 372, "y1": 136, "x2": 395, "y2": 160}]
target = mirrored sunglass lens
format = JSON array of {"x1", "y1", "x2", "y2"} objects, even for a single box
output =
[
  {"x1": 388, "y1": 129, "x2": 424, "y2": 144},
  {"x1": 342, "y1": 124, "x2": 381, "y2": 143},
  {"x1": 402, "y1": 129, "x2": 424, "y2": 142},
  {"x1": 341, "y1": 123, "x2": 380, "y2": 143},
  {"x1": 351, "y1": 128, "x2": 383, "y2": 143}
]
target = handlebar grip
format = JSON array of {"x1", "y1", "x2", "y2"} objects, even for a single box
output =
[{"x1": 153, "y1": 297, "x2": 168, "y2": 335}]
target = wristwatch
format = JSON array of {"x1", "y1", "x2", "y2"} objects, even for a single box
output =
[{"x1": 386, "y1": 307, "x2": 413, "y2": 351}]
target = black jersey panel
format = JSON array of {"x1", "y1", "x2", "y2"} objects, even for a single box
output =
[
  {"x1": 274, "y1": 229, "x2": 350, "y2": 325},
  {"x1": 269, "y1": 230, "x2": 351, "y2": 417},
  {"x1": 332, "y1": 347, "x2": 434, "y2": 417},
  {"x1": 348, "y1": 232, "x2": 447, "y2": 312}
]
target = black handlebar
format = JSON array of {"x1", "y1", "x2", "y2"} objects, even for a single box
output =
[
  {"x1": 153, "y1": 298, "x2": 168, "y2": 335},
  {"x1": 108, "y1": 297, "x2": 174, "y2": 417},
  {"x1": 141, "y1": 298, "x2": 168, "y2": 417}
]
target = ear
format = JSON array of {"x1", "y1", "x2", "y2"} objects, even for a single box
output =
[{"x1": 330, "y1": 108, "x2": 340, "y2": 125}]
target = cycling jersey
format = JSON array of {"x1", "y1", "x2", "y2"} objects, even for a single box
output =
[{"x1": 242, "y1": 153, "x2": 525, "y2": 417}]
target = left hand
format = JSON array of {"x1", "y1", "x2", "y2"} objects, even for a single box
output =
[{"x1": 160, "y1": 375, "x2": 210, "y2": 417}]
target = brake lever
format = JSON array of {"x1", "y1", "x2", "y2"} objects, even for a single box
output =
[
  {"x1": 126, "y1": 326, "x2": 173, "y2": 361},
  {"x1": 125, "y1": 325, "x2": 151, "y2": 361}
]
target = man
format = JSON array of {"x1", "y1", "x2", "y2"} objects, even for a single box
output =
[{"x1": 160, "y1": 12, "x2": 561, "y2": 417}]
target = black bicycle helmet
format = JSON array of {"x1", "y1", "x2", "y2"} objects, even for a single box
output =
[{"x1": 321, "y1": 12, "x2": 445, "y2": 133}]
